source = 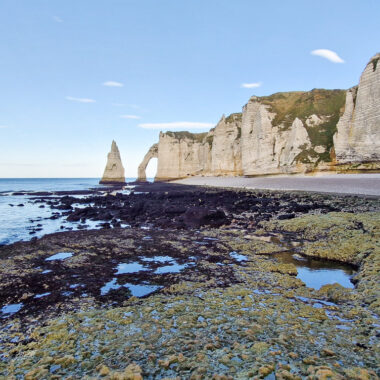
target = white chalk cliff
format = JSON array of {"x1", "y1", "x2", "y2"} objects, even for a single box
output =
[
  {"x1": 333, "y1": 53, "x2": 380, "y2": 167},
  {"x1": 138, "y1": 53, "x2": 380, "y2": 181},
  {"x1": 211, "y1": 114, "x2": 243, "y2": 176},
  {"x1": 100, "y1": 140, "x2": 126, "y2": 184}
]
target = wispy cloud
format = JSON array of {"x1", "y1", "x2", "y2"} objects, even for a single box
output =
[
  {"x1": 53, "y1": 16, "x2": 63, "y2": 23},
  {"x1": 103, "y1": 81, "x2": 124, "y2": 87},
  {"x1": 241, "y1": 82, "x2": 262, "y2": 89},
  {"x1": 139, "y1": 122, "x2": 214, "y2": 130},
  {"x1": 126, "y1": 104, "x2": 141, "y2": 109},
  {"x1": 65, "y1": 96, "x2": 96, "y2": 103},
  {"x1": 0, "y1": 125, "x2": 8, "y2": 129},
  {"x1": 311, "y1": 49, "x2": 344, "y2": 63},
  {"x1": 120, "y1": 114, "x2": 141, "y2": 119}
]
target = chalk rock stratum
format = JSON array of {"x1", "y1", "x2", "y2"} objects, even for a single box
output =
[
  {"x1": 333, "y1": 53, "x2": 380, "y2": 168},
  {"x1": 138, "y1": 53, "x2": 380, "y2": 181},
  {"x1": 100, "y1": 140, "x2": 126, "y2": 184}
]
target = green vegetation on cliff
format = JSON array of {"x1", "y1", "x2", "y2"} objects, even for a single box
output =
[
  {"x1": 260, "y1": 89, "x2": 346, "y2": 163},
  {"x1": 164, "y1": 131, "x2": 208, "y2": 143},
  {"x1": 370, "y1": 56, "x2": 379, "y2": 71},
  {"x1": 225, "y1": 112, "x2": 242, "y2": 123}
]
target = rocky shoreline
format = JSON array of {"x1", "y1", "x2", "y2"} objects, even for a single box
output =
[{"x1": 0, "y1": 183, "x2": 379, "y2": 379}]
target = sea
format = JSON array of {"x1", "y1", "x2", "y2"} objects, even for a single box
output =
[{"x1": 0, "y1": 178, "x2": 138, "y2": 246}]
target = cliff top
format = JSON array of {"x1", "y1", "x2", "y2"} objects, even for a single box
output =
[
  {"x1": 164, "y1": 131, "x2": 209, "y2": 142},
  {"x1": 111, "y1": 140, "x2": 120, "y2": 153},
  {"x1": 368, "y1": 53, "x2": 380, "y2": 72},
  {"x1": 256, "y1": 89, "x2": 346, "y2": 130},
  {"x1": 225, "y1": 113, "x2": 242, "y2": 123}
]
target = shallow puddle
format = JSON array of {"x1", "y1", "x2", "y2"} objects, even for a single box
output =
[
  {"x1": 142, "y1": 256, "x2": 174, "y2": 263},
  {"x1": 45, "y1": 252, "x2": 73, "y2": 261},
  {"x1": 275, "y1": 252, "x2": 355, "y2": 289},
  {"x1": 116, "y1": 256, "x2": 191, "y2": 275},
  {"x1": 116, "y1": 262, "x2": 146, "y2": 274},
  {"x1": 34, "y1": 292, "x2": 50, "y2": 299},
  {"x1": 230, "y1": 251, "x2": 248, "y2": 262},
  {"x1": 100, "y1": 278, "x2": 161, "y2": 297},
  {"x1": 1, "y1": 303, "x2": 24, "y2": 317},
  {"x1": 101, "y1": 278, "x2": 120, "y2": 295},
  {"x1": 154, "y1": 263, "x2": 188, "y2": 274},
  {"x1": 124, "y1": 283, "x2": 162, "y2": 297}
]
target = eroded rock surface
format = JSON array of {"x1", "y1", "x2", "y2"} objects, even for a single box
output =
[
  {"x1": 334, "y1": 53, "x2": 380, "y2": 169},
  {"x1": 100, "y1": 140, "x2": 126, "y2": 184},
  {"x1": 137, "y1": 143, "x2": 158, "y2": 182}
]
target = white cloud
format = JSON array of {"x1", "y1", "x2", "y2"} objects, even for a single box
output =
[
  {"x1": 311, "y1": 49, "x2": 344, "y2": 63},
  {"x1": 53, "y1": 16, "x2": 63, "y2": 23},
  {"x1": 65, "y1": 96, "x2": 96, "y2": 103},
  {"x1": 0, "y1": 125, "x2": 8, "y2": 129},
  {"x1": 139, "y1": 122, "x2": 214, "y2": 130},
  {"x1": 126, "y1": 104, "x2": 141, "y2": 109},
  {"x1": 120, "y1": 114, "x2": 141, "y2": 119},
  {"x1": 103, "y1": 81, "x2": 124, "y2": 87},
  {"x1": 241, "y1": 82, "x2": 262, "y2": 88}
]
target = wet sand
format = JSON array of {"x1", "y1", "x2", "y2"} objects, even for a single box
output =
[{"x1": 173, "y1": 173, "x2": 380, "y2": 196}]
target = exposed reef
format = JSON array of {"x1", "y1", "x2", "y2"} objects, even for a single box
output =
[
  {"x1": 0, "y1": 184, "x2": 379, "y2": 379},
  {"x1": 138, "y1": 53, "x2": 380, "y2": 181}
]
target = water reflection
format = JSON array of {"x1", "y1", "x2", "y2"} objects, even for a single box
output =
[
  {"x1": 45, "y1": 252, "x2": 73, "y2": 261},
  {"x1": 274, "y1": 252, "x2": 355, "y2": 289}
]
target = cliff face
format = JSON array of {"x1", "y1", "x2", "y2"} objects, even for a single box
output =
[
  {"x1": 100, "y1": 141, "x2": 126, "y2": 184},
  {"x1": 333, "y1": 53, "x2": 380, "y2": 168},
  {"x1": 210, "y1": 114, "x2": 243, "y2": 176},
  {"x1": 138, "y1": 53, "x2": 380, "y2": 180},
  {"x1": 138, "y1": 115, "x2": 243, "y2": 181},
  {"x1": 242, "y1": 89, "x2": 346, "y2": 175},
  {"x1": 155, "y1": 131, "x2": 212, "y2": 181}
]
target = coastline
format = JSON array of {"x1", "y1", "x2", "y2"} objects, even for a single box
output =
[{"x1": 172, "y1": 173, "x2": 380, "y2": 197}]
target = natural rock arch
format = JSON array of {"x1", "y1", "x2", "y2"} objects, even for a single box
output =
[{"x1": 137, "y1": 144, "x2": 158, "y2": 181}]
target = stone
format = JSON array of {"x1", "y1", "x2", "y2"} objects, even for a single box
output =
[
  {"x1": 259, "y1": 364, "x2": 275, "y2": 376},
  {"x1": 100, "y1": 140, "x2": 126, "y2": 184},
  {"x1": 98, "y1": 364, "x2": 111, "y2": 376},
  {"x1": 183, "y1": 207, "x2": 229, "y2": 228}
]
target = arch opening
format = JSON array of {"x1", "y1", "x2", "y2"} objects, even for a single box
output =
[
  {"x1": 145, "y1": 157, "x2": 157, "y2": 182},
  {"x1": 137, "y1": 143, "x2": 159, "y2": 182}
]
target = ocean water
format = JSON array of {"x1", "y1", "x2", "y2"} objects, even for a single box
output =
[{"x1": 0, "y1": 178, "x2": 137, "y2": 246}]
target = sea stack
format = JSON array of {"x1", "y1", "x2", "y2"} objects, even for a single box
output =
[{"x1": 99, "y1": 140, "x2": 126, "y2": 184}]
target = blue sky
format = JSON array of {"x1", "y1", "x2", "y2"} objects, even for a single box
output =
[{"x1": 0, "y1": 0, "x2": 379, "y2": 178}]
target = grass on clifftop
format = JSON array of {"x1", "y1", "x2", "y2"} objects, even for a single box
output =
[
  {"x1": 260, "y1": 89, "x2": 346, "y2": 131},
  {"x1": 225, "y1": 112, "x2": 242, "y2": 123},
  {"x1": 260, "y1": 89, "x2": 346, "y2": 163},
  {"x1": 164, "y1": 131, "x2": 209, "y2": 143}
]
